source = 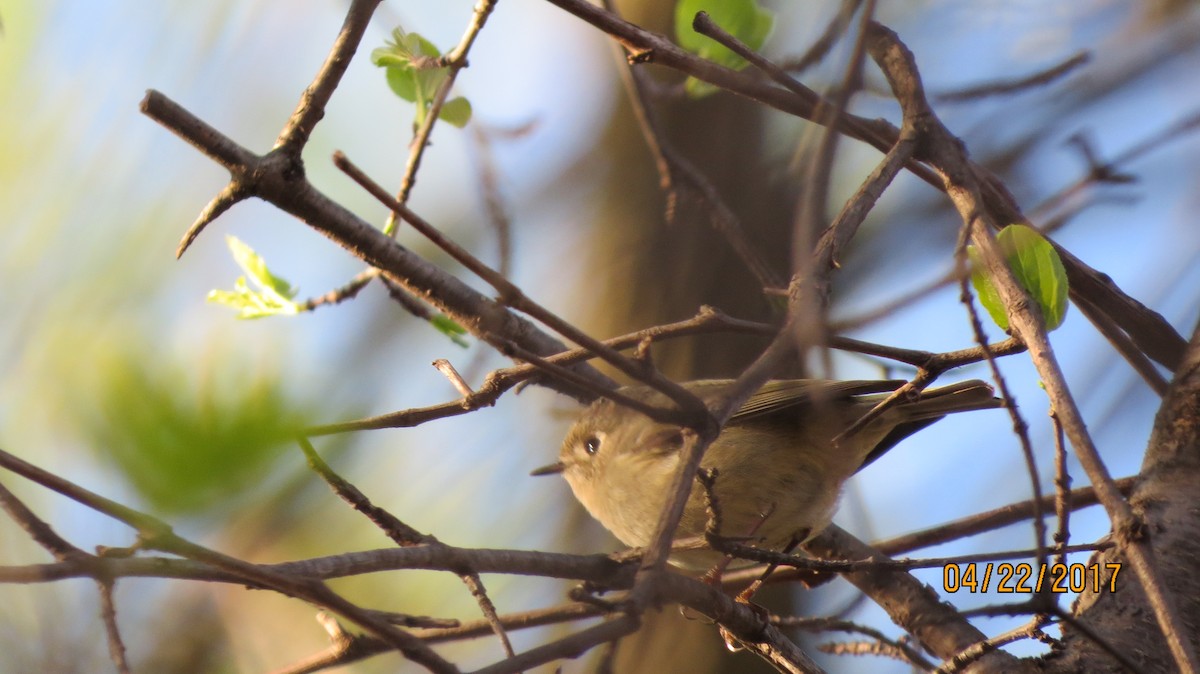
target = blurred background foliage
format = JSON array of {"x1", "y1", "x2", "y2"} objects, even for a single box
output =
[{"x1": 0, "y1": 0, "x2": 1198, "y2": 672}]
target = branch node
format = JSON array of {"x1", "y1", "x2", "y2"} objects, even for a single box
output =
[{"x1": 627, "y1": 49, "x2": 655, "y2": 64}]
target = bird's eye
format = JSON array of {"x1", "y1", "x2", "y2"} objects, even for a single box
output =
[{"x1": 583, "y1": 436, "x2": 601, "y2": 455}]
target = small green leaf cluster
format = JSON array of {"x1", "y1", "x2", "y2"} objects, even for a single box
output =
[
  {"x1": 969, "y1": 224, "x2": 1069, "y2": 331},
  {"x1": 207, "y1": 236, "x2": 469, "y2": 346},
  {"x1": 674, "y1": 0, "x2": 774, "y2": 97},
  {"x1": 208, "y1": 236, "x2": 302, "y2": 319},
  {"x1": 371, "y1": 27, "x2": 472, "y2": 129}
]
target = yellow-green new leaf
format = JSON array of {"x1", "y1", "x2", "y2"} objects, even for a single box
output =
[{"x1": 208, "y1": 236, "x2": 301, "y2": 319}]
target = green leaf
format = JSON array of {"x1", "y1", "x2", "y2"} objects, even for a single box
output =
[
  {"x1": 384, "y1": 66, "x2": 418, "y2": 102},
  {"x1": 969, "y1": 225, "x2": 1070, "y2": 332},
  {"x1": 439, "y1": 97, "x2": 473, "y2": 128},
  {"x1": 373, "y1": 27, "x2": 444, "y2": 117},
  {"x1": 371, "y1": 27, "x2": 442, "y2": 68},
  {"x1": 373, "y1": 26, "x2": 472, "y2": 130},
  {"x1": 430, "y1": 314, "x2": 470, "y2": 348},
  {"x1": 227, "y1": 236, "x2": 296, "y2": 299},
  {"x1": 208, "y1": 236, "x2": 301, "y2": 319},
  {"x1": 675, "y1": 0, "x2": 774, "y2": 98}
]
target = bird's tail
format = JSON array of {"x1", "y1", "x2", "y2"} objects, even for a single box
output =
[
  {"x1": 853, "y1": 380, "x2": 1002, "y2": 472},
  {"x1": 900, "y1": 380, "x2": 1003, "y2": 420}
]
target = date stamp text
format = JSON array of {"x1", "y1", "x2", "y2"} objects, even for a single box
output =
[{"x1": 943, "y1": 562, "x2": 1122, "y2": 594}]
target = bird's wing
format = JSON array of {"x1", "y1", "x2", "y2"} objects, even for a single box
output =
[{"x1": 729, "y1": 379, "x2": 905, "y2": 423}]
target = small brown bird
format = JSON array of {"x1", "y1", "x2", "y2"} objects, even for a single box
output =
[{"x1": 534, "y1": 378, "x2": 1001, "y2": 569}]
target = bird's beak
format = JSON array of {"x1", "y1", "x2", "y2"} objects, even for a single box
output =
[{"x1": 529, "y1": 461, "x2": 566, "y2": 476}]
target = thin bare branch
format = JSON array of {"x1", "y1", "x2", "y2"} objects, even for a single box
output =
[
  {"x1": 333, "y1": 149, "x2": 709, "y2": 421},
  {"x1": 432, "y1": 359, "x2": 474, "y2": 397},
  {"x1": 468, "y1": 616, "x2": 640, "y2": 674},
  {"x1": 98, "y1": 580, "x2": 132, "y2": 674},
  {"x1": 468, "y1": 125, "x2": 515, "y2": 280},
  {"x1": 1071, "y1": 292, "x2": 1170, "y2": 396},
  {"x1": 779, "y1": 0, "x2": 865, "y2": 76},
  {"x1": 276, "y1": 0, "x2": 382, "y2": 151},
  {"x1": 875, "y1": 477, "x2": 1137, "y2": 556},
  {"x1": 299, "y1": 267, "x2": 380, "y2": 312},
  {"x1": 774, "y1": 615, "x2": 934, "y2": 670},
  {"x1": 607, "y1": 0, "x2": 781, "y2": 289},
  {"x1": 299, "y1": 439, "x2": 514, "y2": 659},
  {"x1": 0, "y1": 479, "x2": 83, "y2": 560},
  {"x1": 386, "y1": 0, "x2": 498, "y2": 230},
  {"x1": 1050, "y1": 409, "x2": 1071, "y2": 571},
  {"x1": 933, "y1": 616, "x2": 1052, "y2": 674},
  {"x1": 273, "y1": 604, "x2": 608, "y2": 674},
  {"x1": 934, "y1": 51, "x2": 1090, "y2": 103}
]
